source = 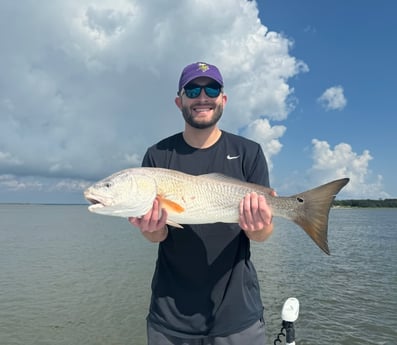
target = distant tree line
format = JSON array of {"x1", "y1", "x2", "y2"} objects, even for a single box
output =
[{"x1": 333, "y1": 199, "x2": 397, "y2": 208}]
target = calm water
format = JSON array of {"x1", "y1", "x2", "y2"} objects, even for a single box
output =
[{"x1": 0, "y1": 205, "x2": 396, "y2": 345}]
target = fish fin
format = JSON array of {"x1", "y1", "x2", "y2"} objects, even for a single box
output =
[
  {"x1": 288, "y1": 178, "x2": 350, "y2": 255},
  {"x1": 158, "y1": 195, "x2": 184, "y2": 229},
  {"x1": 166, "y1": 220, "x2": 184, "y2": 229},
  {"x1": 158, "y1": 195, "x2": 185, "y2": 213}
]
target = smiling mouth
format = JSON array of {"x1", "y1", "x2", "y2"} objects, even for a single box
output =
[{"x1": 193, "y1": 106, "x2": 213, "y2": 112}]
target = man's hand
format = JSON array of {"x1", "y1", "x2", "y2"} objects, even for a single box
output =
[
  {"x1": 239, "y1": 191, "x2": 275, "y2": 242},
  {"x1": 128, "y1": 198, "x2": 169, "y2": 242}
]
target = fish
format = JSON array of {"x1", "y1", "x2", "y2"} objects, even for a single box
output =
[{"x1": 84, "y1": 167, "x2": 349, "y2": 255}]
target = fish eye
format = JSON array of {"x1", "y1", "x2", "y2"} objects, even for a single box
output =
[{"x1": 105, "y1": 182, "x2": 112, "y2": 188}]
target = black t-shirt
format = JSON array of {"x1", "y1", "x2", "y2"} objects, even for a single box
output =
[{"x1": 142, "y1": 130, "x2": 270, "y2": 337}]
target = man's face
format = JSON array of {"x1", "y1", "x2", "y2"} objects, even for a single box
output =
[{"x1": 176, "y1": 77, "x2": 227, "y2": 129}]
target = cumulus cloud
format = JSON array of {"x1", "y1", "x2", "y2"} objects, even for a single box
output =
[
  {"x1": 318, "y1": 86, "x2": 347, "y2": 111},
  {"x1": 1, "y1": 0, "x2": 385, "y2": 202},
  {"x1": 0, "y1": 175, "x2": 43, "y2": 191},
  {"x1": 0, "y1": 0, "x2": 306, "y2": 202},
  {"x1": 0, "y1": 151, "x2": 23, "y2": 166},
  {"x1": 308, "y1": 139, "x2": 388, "y2": 199},
  {"x1": 240, "y1": 119, "x2": 286, "y2": 170}
]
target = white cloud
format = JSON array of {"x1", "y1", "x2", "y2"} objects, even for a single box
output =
[
  {"x1": 0, "y1": 0, "x2": 306, "y2": 202},
  {"x1": 5, "y1": 1, "x2": 388, "y2": 202},
  {"x1": 0, "y1": 174, "x2": 89, "y2": 197},
  {"x1": 51, "y1": 179, "x2": 91, "y2": 192},
  {"x1": 0, "y1": 151, "x2": 22, "y2": 166},
  {"x1": 308, "y1": 139, "x2": 388, "y2": 199},
  {"x1": 0, "y1": 175, "x2": 43, "y2": 191},
  {"x1": 240, "y1": 119, "x2": 286, "y2": 170},
  {"x1": 318, "y1": 86, "x2": 347, "y2": 111}
]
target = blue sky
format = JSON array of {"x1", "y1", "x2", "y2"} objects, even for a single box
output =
[
  {"x1": 0, "y1": 0, "x2": 395, "y2": 204},
  {"x1": 258, "y1": 0, "x2": 396, "y2": 195}
]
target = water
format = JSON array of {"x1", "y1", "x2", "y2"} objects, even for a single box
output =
[{"x1": 0, "y1": 205, "x2": 396, "y2": 345}]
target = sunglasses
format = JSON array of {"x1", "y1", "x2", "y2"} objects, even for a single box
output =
[{"x1": 182, "y1": 83, "x2": 222, "y2": 98}]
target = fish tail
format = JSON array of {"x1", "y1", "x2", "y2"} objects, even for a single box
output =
[{"x1": 288, "y1": 178, "x2": 349, "y2": 255}]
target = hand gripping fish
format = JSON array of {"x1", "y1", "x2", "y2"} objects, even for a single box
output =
[{"x1": 84, "y1": 167, "x2": 349, "y2": 255}]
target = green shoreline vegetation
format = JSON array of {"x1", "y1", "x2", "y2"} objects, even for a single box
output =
[{"x1": 333, "y1": 199, "x2": 397, "y2": 208}]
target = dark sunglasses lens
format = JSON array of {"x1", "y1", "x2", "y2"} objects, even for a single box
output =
[
  {"x1": 184, "y1": 87, "x2": 201, "y2": 98},
  {"x1": 204, "y1": 87, "x2": 221, "y2": 98}
]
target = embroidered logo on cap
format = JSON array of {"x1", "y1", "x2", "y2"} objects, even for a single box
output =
[{"x1": 197, "y1": 63, "x2": 210, "y2": 72}]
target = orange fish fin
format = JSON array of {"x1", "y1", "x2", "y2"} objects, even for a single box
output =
[{"x1": 158, "y1": 195, "x2": 185, "y2": 214}]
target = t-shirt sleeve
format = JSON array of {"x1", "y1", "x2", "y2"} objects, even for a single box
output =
[
  {"x1": 141, "y1": 149, "x2": 155, "y2": 167},
  {"x1": 246, "y1": 145, "x2": 270, "y2": 188}
]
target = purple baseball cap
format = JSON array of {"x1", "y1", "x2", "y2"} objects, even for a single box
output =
[{"x1": 178, "y1": 62, "x2": 224, "y2": 92}]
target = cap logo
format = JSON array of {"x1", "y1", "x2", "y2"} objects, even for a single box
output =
[{"x1": 197, "y1": 63, "x2": 210, "y2": 72}]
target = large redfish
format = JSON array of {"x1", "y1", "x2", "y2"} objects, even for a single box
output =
[{"x1": 84, "y1": 167, "x2": 349, "y2": 254}]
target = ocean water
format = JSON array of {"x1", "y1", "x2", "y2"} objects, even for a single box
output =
[{"x1": 0, "y1": 205, "x2": 396, "y2": 345}]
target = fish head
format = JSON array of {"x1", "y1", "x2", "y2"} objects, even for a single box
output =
[{"x1": 83, "y1": 168, "x2": 157, "y2": 218}]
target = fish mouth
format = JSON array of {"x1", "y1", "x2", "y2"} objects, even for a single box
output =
[
  {"x1": 86, "y1": 197, "x2": 105, "y2": 211},
  {"x1": 84, "y1": 190, "x2": 109, "y2": 210},
  {"x1": 86, "y1": 198, "x2": 110, "y2": 213},
  {"x1": 86, "y1": 198, "x2": 103, "y2": 206},
  {"x1": 85, "y1": 194, "x2": 99, "y2": 204}
]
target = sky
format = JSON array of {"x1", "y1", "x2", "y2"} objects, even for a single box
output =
[{"x1": 0, "y1": 0, "x2": 396, "y2": 204}]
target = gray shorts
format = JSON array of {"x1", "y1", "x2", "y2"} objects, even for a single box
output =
[{"x1": 147, "y1": 319, "x2": 266, "y2": 345}]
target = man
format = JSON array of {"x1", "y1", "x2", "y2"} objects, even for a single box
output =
[{"x1": 129, "y1": 62, "x2": 274, "y2": 345}]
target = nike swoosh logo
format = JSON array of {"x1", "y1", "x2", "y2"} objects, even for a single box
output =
[{"x1": 227, "y1": 154, "x2": 240, "y2": 160}]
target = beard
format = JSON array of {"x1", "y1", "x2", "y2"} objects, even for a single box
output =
[{"x1": 181, "y1": 102, "x2": 223, "y2": 129}]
